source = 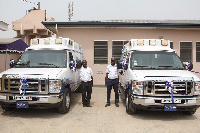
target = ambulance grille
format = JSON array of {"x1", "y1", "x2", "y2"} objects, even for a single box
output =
[
  {"x1": 147, "y1": 81, "x2": 193, "y2": 95},
  {"x1": 3, "y1": 78, "x2": 47, "y2": 93}
]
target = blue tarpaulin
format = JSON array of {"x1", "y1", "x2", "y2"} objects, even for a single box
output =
[{"x1": 0, "y1": 38, "x2": 28, "y2": 52}]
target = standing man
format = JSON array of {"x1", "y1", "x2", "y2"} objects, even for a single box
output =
[
  {"x1": 80, "y1": 60, "x2": 93, "y2": 107},
  {"x1": 105, "y1": 57, "x2": 121, "y2": 107}
]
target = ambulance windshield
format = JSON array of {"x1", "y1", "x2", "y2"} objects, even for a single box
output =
[
  {"x1": 130, "y1": 51, "x2": 184, "y2": 70},
  {"x1": 15, "y1": 50, "x2": 67, "y2": 68}
]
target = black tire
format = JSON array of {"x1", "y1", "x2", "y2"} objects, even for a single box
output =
[
  {"x1": 58, "y1": 88, "x2": 71, "y2": 114},
  {"x1": 1, "y1": 105, "x2": 14, "y2": 111},
  {"x1": 125, "y1": 89, "x2": 136, "y2": 114},
  {"x1": 183, "y1": 109, "x2": 196, "y2": 115}
]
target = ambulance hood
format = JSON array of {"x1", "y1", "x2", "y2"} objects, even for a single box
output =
[
  {"x1": 129, "y1": 70, "x2": 200, "y2": 81},
  {"x1": 0, "y1": 68, "x2": 69, "y2": 79}
]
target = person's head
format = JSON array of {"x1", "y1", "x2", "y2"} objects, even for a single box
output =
[
  {"x1": 111, "y1": 57, "x2": 115, "y2": 66},
  {"x1": 82, "y1": 60, "x2": 87, "y2": 68}
]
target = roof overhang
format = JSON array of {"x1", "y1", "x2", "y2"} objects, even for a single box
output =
[
  {"x1": 42, "y1": 21, "x2": 200, "y2": 34},
  {"x1": 0, "y1": 21, "x2": 8, "y2": 31}
]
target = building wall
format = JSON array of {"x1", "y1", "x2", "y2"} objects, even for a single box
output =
[
  {"x1": 0, "y1": 53, "x2": 21, "y2": 72},
  {"x1": 12, "y1": 10, "x2": 52, "y2": 45},
  {"x1": 59, "y1": 28, "x2": 200, "y2": 85}
]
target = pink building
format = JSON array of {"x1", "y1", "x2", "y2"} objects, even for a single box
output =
[
  {"x1": 42, "y1": 20, "x2": 200, "y2": 85},
  {"x1": 12, "y1": 9, "x2": 53, "y2": 46},
  {"x1": 7, "y1": 9, "x2": 200, "y2": 85}
]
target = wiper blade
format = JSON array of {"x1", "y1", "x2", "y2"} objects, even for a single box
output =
[
  {"x1": 158, "y1": 66, "x2": 173, "y2": 67},
  {"x1": 38, "y1": 63, "x2": 59, "y2": 68},
  {"x1": 134, "y1": 65, "x2": 149, "y2": 67},
  {"x1": 15, "y1": 61, "x2": 30, "y2": 66}
]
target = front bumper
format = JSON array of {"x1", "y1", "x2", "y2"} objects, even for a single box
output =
[
  {"x1": 0, "y1": 93, "x2": 63, "y2": 108},
  {"x1": 132, "y1": 95, "x2": 200, "y2": 111}
]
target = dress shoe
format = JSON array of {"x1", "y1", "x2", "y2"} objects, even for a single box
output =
[
  {"x1": 105, "y1": 103, "x2": 110, "y2": 107},
  {"x1": 87, "y1": 104, "x2": 92, "y2": 107},
  {"x1": 115, "y1": 103, "x2": 119, "y2": 107},
  {"x1": 83, "y1": 104, "x2": 87, "y2": 107}
]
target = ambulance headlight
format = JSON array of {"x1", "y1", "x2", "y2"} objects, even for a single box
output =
[
  {"x1": 49, "y1": 80, "x2": 62, "y2": 93},
  {"x1": 194, "y1": 82, "x2": 200, "y2": 95},
  {"x1": 132, "y1": 81, "x2": 144, "y2": 94}
]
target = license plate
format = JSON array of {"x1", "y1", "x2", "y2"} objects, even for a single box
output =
[
  {"x1": 164, "y1": 104, "x2": 177, "y2": 111},
  {"x1": 16, "y1": 102, "x2": 29, "y2": 108},
  {"x1": 162, "y1": 99, "x2": 181, "y2": 103},
  {"x1": 14, "y1": 96, "x2": 32, "y2": 100}
]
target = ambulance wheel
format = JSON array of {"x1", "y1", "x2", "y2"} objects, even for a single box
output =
[
  {"x1": 184, "y1": 109, "x2": 196, "y2": 115},
  {"x1": 58, "y1": 88, "x2": 71, "y2": 114},
  {"x1": 126, "y1": 89, "x2": 136, "y2": 114},
  {"x1": 1, "y1": 105, "x2": 14, "y2": 111}
]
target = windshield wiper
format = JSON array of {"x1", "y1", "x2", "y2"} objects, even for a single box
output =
[
  {"x1": 38, "y1": 63, "x2": 59, "y2": 68},
  {"x1": 158, "y1": 66, "x2": 173, "y2": 67},
  {"x1": 15, "y1": 61, "x2": 30, "y2": 67},
  {"x1": 134, "y1": 65, "x2": 149, "y2": 68}
]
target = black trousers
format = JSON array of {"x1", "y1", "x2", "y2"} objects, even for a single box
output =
[
  {"x1": 106, "y1": 78, "x2": 119, "y2": 104},
  {"x1": 81, "y1": 81, "x2": 92, "y2": 105}
]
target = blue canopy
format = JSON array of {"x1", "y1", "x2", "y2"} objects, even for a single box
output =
[{"x1": 0, "y1": 38, "x2": 28, "y2": 52}]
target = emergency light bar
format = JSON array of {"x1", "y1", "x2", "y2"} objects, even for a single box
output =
[
  {"x1": 122, "y1": 39, "x2": 171, "y2": 52},
  {"x1": 30, "y1": 38, "x2": 81, "y2": 52},
  {"x1": 137, "y1": 40, "x2": 144, "y2": 45},
  {"x1": 32, "y1": 39, "x2": 39, "y2": 45},
  {"x1": 55, "y1": 38, "x2": 62, "y2": 44},
  {"x1": 149, "y1": 40, "x2": 156, "y2": 46},
  {"x1": 132, "y1": 39, "x2": 170, "y2": 47},
  {"x1": 162, "y1": 40, "x2": 168, "y2": 46},
  {"x1": 44, "y1": 38, "x2": 50, "y2": 45}
]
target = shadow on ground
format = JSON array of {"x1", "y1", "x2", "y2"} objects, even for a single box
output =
[{"x1": 0, "y1": 92, "x2": 82, "y2": 118}]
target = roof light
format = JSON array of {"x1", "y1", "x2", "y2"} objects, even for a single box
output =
[
  {"x1": 32, "y1": 39, "x2": 39, "y2": 45},
  {"x1": 44, "y1": 39, "x2": 50, "y2": 45},
  {"x1": 68, "y1": 40, "x2": 74, "y2": 46},
  {"x1": 137, "y1": 40, "x2": 144, "y2": 45},
  {"x1": 55, "y1": 38, "x2": 62, "y2": 44},
  {"x1": 162, "y1": 40, "x2": 168, "y2": 46},
  {"x1": 149, "y1": 40, "x2": 156, "y2": 46}
]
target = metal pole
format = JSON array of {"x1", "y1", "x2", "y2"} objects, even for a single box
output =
[
  {"x1": 5, "y1": 49, "x2": 7, "y2": 70},
  {"x1": 38, "y1": 2, "x2": 40, "y2": 10}
]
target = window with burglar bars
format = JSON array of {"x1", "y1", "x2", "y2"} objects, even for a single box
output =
[
  {"x1": 180, "y1": 42, "x2": 192, "y2": 62},
  {"x1": 94, "y1": 41, "x2": 108, "y2": 64},
  {"x1": 112, "y1": 41, "x2": 128, "y2": 61},
  {"x1": 196, "y1": 42, "x2": 200, "y2": 62}
]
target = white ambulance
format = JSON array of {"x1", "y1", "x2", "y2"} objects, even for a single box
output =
[
  {"x1": 0, "y1": 37, "x2": 83, "y2": 113},
  {"x1": 118, "y1": 39, "x2": 200, "y2": 115}
]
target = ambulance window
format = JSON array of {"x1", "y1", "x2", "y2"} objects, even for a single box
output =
[
  {"x1": 69, "y1": 52, "x2": 73, "y2": 61},
  {"x1": 130, "y1": 51, "x2": 184, "y2": 70},
  {"x1": 15, "y1": 50, "x2": 67, "y2": 68}
]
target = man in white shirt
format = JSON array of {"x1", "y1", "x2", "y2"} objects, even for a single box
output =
[
  {"x1": 105, "y1": 57, "x2": 122, "y2": 107},
  {"x1": 80, "y1": 60, "x2": 93, "y2": 107}
]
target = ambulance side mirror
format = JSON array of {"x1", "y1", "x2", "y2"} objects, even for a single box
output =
[
  {"x1": 183, "y1": 62, "x2": 193, "y2": 71},
  {"x1": 76, "y1": 60, "x2": 82, "y2": 69},
  {"x1": 124, "y1": 64, "x2": 128, "y2": 70},
  {"x1": 187, "y1": 62, "x2": 193, "y2": 71},
  {"x1": 10, "y1": 59, "x2": 16, "y2": 68},
  {"x1": 117, "y1": 60, "x2": 128, "y2": 70}
]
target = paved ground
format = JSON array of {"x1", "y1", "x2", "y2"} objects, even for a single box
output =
[{"x1": 0, "y1": 87, "x2": 200, "y2": 133}]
